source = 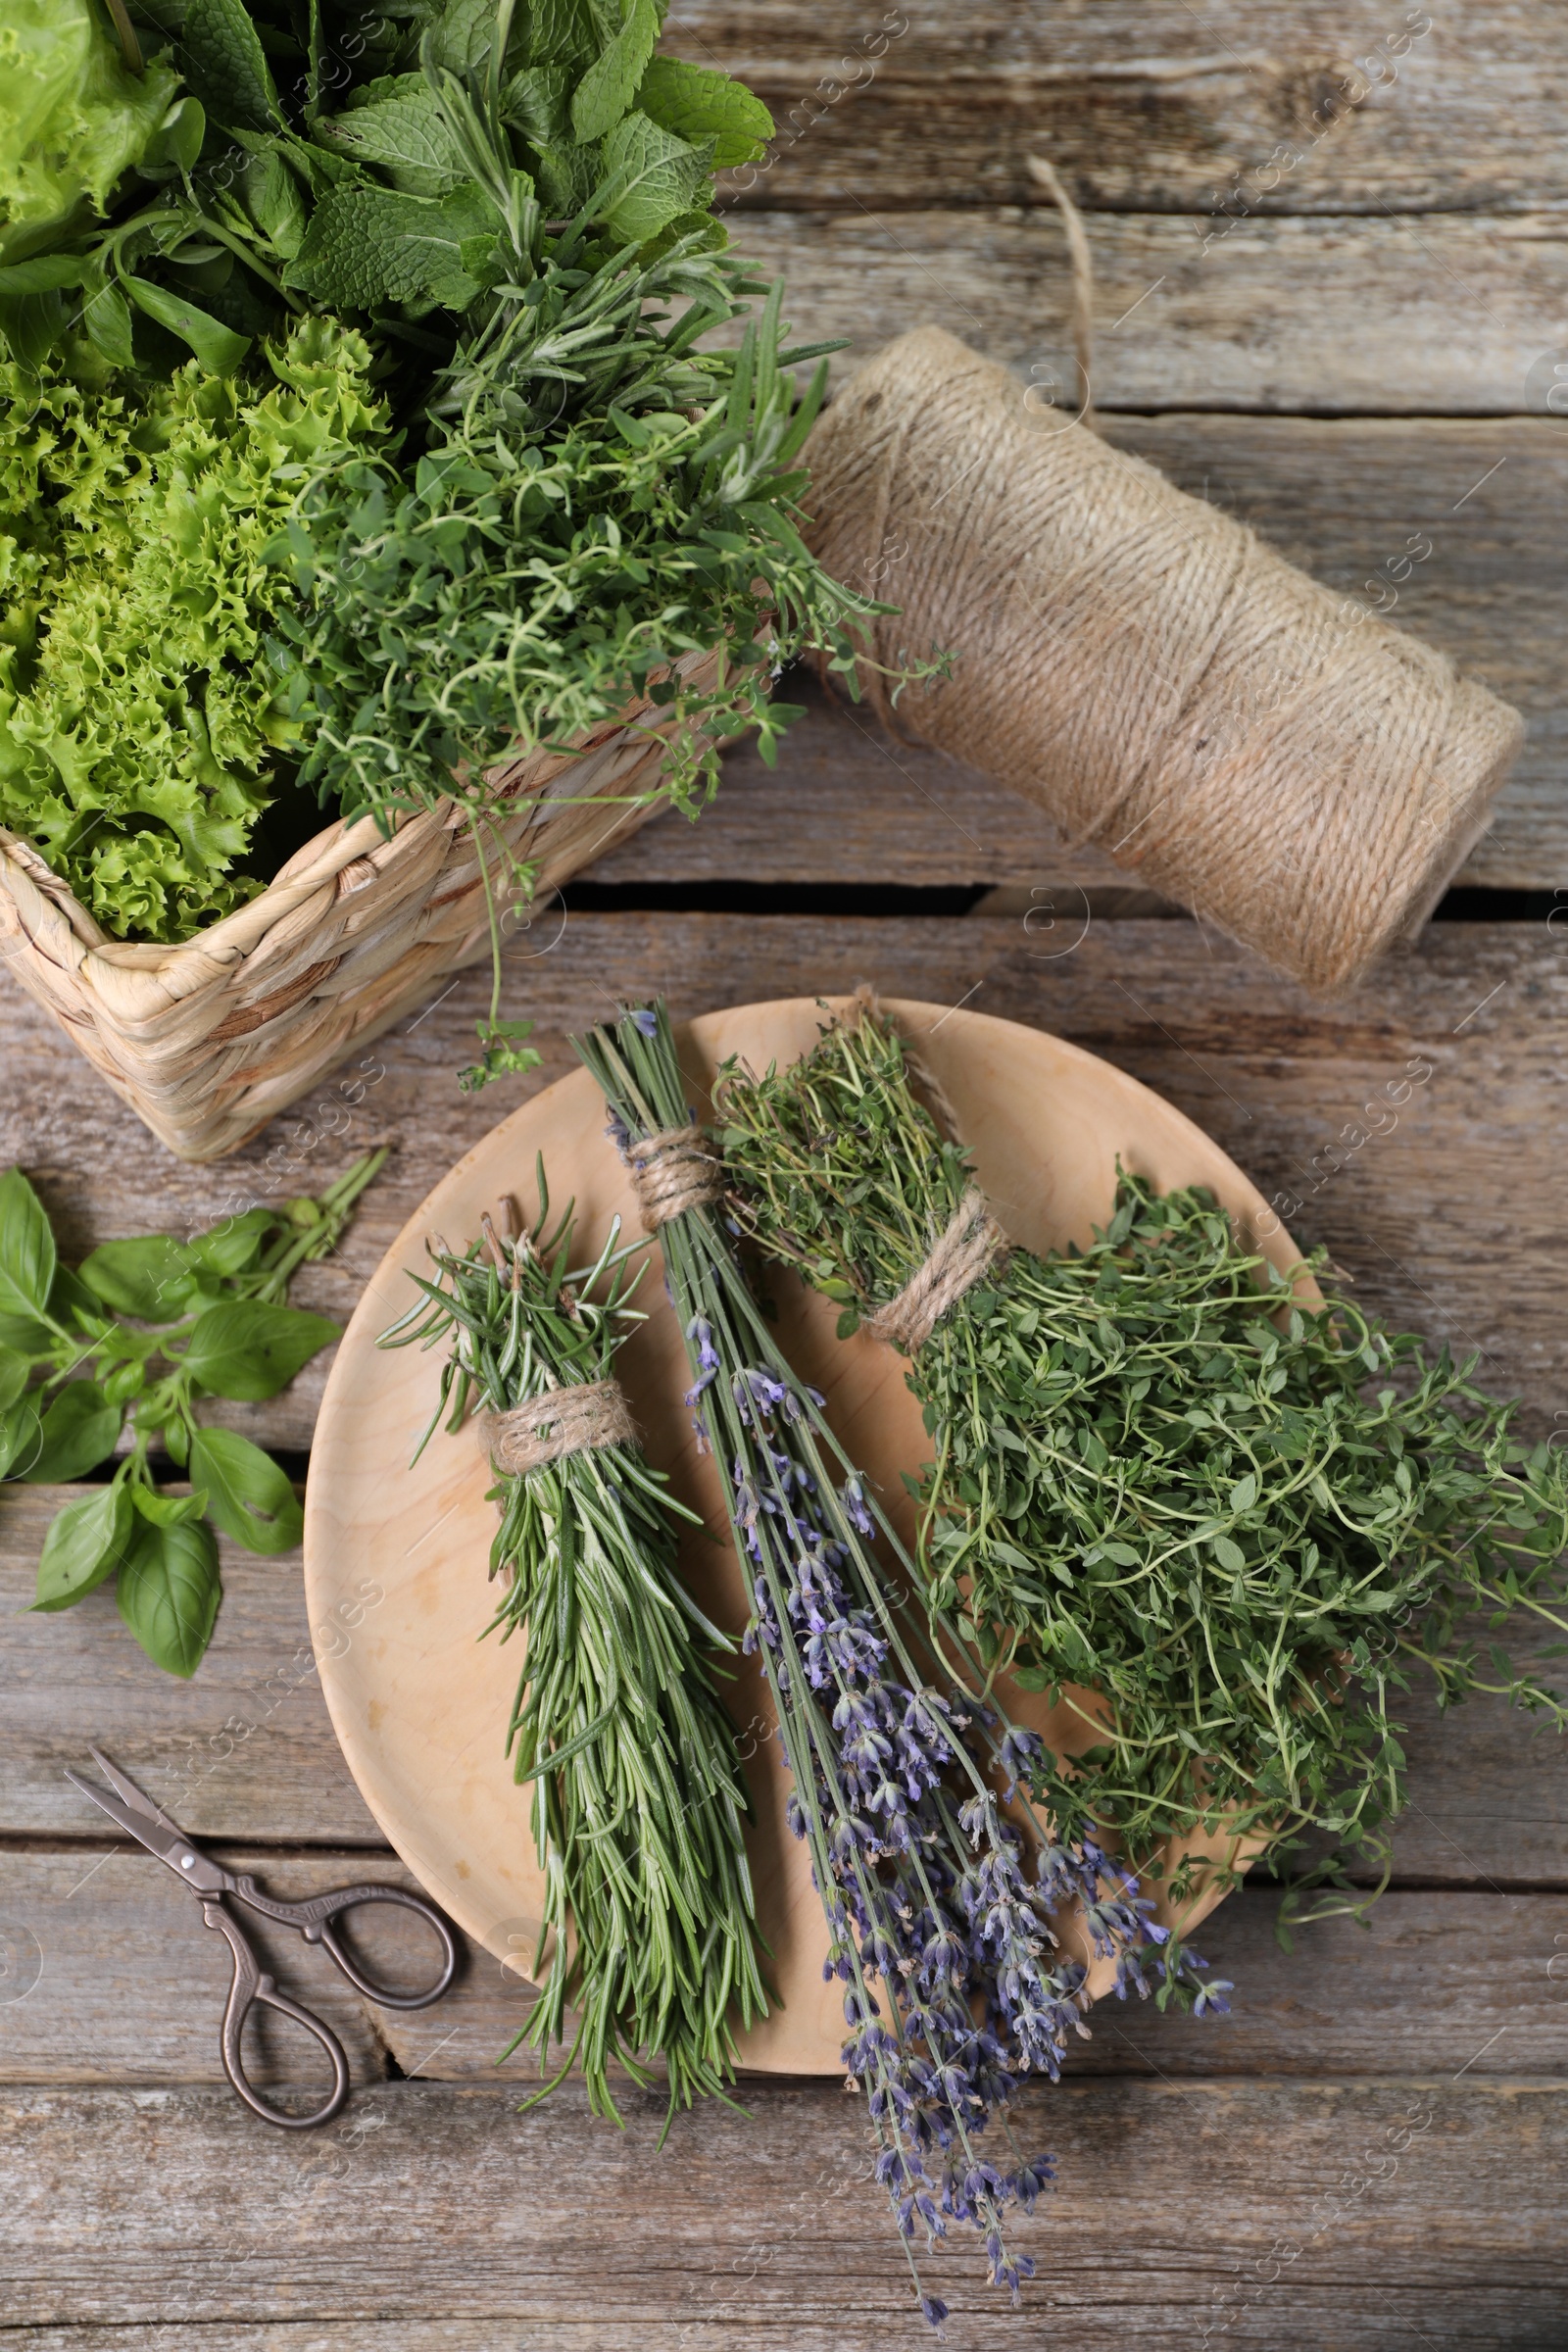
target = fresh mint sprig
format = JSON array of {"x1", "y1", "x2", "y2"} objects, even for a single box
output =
[{"x1": 0, "y1": 1149, "x2": 384, "y2": 1676}]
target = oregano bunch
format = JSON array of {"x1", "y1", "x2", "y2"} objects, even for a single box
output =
[
  {"x1": 717, "y1": 1004, "x2": 1568, "y2": 1927},
  {"x1": 1, "y1": 1149, "x2": 383, "y2": 1675}
]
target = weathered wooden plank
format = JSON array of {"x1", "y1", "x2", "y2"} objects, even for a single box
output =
[
  {"x1": 726, "y1": 208, "x2": 1568, "y2": 415},
  {"x1": 668, "y1": 0, "x2": 1568, "y2": 216},
  {"x1": 0, "y1": 1489, "x2": 381, "y2": 1844},
  {"x1": 7, "y1": 1849, "x2": 1561, "y2": 2086},
  {"x1": 591, "y1": 419, "x2": 1568, "y2": 895},
  {"x1": 3, "y1": 2079, "x2": 1565, "y2": 2341}
]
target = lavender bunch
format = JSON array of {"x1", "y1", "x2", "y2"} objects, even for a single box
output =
[{"x1": 575, "y1": 1003, "x2": 1216, "y2": 2328}]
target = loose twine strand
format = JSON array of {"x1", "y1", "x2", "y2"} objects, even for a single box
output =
[{"x1": 800, "y1": 163, "x2": 1523, "y2": 996}]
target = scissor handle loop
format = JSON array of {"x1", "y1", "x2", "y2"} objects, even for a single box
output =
[
  {"x1": 203, "y1": 1899, "x2": 351, "y2": 2131},
  {"x1": 232, "y1": 1875, "x2": 459, "y2": 2011}
]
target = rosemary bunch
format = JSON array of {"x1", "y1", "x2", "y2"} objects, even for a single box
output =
[
  {"x1": 379, "y1": 1185, "x2": 766, "y2": 2124},
  {"x1": 575, "y1": 1004, "x2": 1220, "y2": 2329},
  {"x1": 717, "y1": 1003, "x2": 1568, "y2": 1923}
]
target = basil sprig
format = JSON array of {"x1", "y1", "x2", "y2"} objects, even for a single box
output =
[{"x1": 1, "y1": 1150, "x2": 383, "y2": 1676}]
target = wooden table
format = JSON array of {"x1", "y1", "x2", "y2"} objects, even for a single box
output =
[{"x1": 4, "y1": 7, "x2": 1566, "y2": 2344}]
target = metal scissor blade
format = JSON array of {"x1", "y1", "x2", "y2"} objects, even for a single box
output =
[
  {"x1": 86, "y1": 1744, "x2": 186, "y2": 1839},
  {"x1": 64, "y1": 1766, "x2": 189, "y2": 1864}
]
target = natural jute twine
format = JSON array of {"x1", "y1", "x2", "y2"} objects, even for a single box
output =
[
  {"x1": 480, "y1": 1381, "x2": 635, "y2": 1475},
  {"x1": 626, "y1": 1125, "x2": 726, "y2": 1234},
  {"x1": 864, "y1": 1185, "x2": 1008, "y2": 1354},
  {"x1": 801, "y1": 199, "x2": 1523, "y2": 995}
]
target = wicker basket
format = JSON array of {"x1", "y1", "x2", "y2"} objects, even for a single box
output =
[{"x1": 0, "y1": 647, "x2": 723, "y2": 1161}]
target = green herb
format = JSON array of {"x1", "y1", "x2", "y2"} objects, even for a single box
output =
[
  {"x1": 0, "y1": 317, "x2": 392, "y2": 939},
  {"x1": 717, "y1": 1003, "x2": 1568, "y2": 1928},
  {"x1": 379, "y1": 1183, "x2": 767, "y2": 2127},
  {"x1": 575, "y1": 1002, "x2": 1227, "y2": 2330},
  {"x1": 3, "y1": 1148, "x2": 383, "y2": 1675}
]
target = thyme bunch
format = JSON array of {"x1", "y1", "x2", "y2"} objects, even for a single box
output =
[
  {"x1": 717, "y1": 1004, "x2": 1568, "y2": 1925},
  {"x1": 575, "y1": 1004, "x2": 1221, "y2": 2328},
  {"x1": 379, "y1": 1184, "x2": 766, "y2": 2126}
]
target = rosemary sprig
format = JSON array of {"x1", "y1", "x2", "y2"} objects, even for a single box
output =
[
  {"x1": 716, "y1": 1002, "x2": 1568, "y2": 1927},
  {"x1": 574, "y1": 1004, "x2": 1221, "y2": 2330},
  {"x1": 379, "y1": 1182, "x2": 767, "y2": 2126}
]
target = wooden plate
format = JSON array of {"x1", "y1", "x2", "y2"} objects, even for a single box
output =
[{"x1": 304, "y1": 997, "x2": 1301, "y2": 2074}]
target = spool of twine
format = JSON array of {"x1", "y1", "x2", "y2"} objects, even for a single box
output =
[{"x1": 802, "y1": 317, "x2": 1522, "y2": 995}]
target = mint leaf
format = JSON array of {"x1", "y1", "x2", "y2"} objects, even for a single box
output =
[
  {"x1": 322, "y1": 77, "x2": 472, "y2": 198},
  {"x1": 425, "y1": 0, "x2": 508, "y2": 74},
  {"x1": 599, "y1": 111, "x2": 713, "y2": 245},
  {"x1": 520, "y1": 0, "x2": 601, "y2": 71},
  {"x1": 571, "y1": 0, "x2": 661, "y2": 141},
  {"x1": 0, "y1": 1168, "x2": 56, "y2": 1321},
  {"x1": 124, "y1": 277, "x2": 253, "y2": 374},
  {"x1": 181, "y1": 1301, "x2": 340, "y2": 1400},
  {"x1": 118, "y1": 1512, "x2": 221, "y2": 1678},
  {"x1": 502, "y1": 64, "x2": 573, "y2": 150},
  {"x1": 287, "y1": 183, "x2": 500, "y2": 314},
  {"x1": 189, "y1": 1428, "x2": 303, "y2": 1556},
  {"x1": 33, "y1": 1483, "x2": 133, "y2": 1613},
  {"x1": 19, "y1": 1380, "x2": 122, "y2": 1483},
  {"x1": 80, "y1": 1234, "x2": 196, "y2": 1323},
  {"x1": 636, "y1": 56, "x2": 772, "y2": 168},
  {"x1": 180, "y1": 0, "x2": 281, "y2": 132}
]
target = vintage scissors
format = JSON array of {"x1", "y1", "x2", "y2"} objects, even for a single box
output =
[{"x1": 68, "y1": 1745, "x2": 458, "y2": 2131}]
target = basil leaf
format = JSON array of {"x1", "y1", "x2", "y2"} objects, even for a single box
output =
[
  {"x1": 80, "y1": 1234, "x2": 197, "y2": 1322},
  {"x1": 240, "y1": 148, "x2": 309, "y2": 257},
  {"x1": 47, "y1": 1264, "x2": 102, "y2": 1335},
  {"x1": 181, "y1": 1302, "x2": 339, "y2": 1399},
  {"x1": 0, "y1": 1168, "x2": 57, "y2": 1320},
  {"x1": 189, "y1": 1428, "x2": 303, "y2": 1555},
  {"x1": 129, "y1": 1485, "x2": 210, "y2": 1528},
  {"x1": 33, "y1": 1483, "x2": 133, "y2": 1613},
  {"x1": 570, "y1": 0, "x2": 660, "y2": 142},
  {"x1": 18, "y1": 1381, "x2": 123, "y2": 1483},
  {"x1": 0, "y1": 1348, "x2": 30, "y2": 1412},
  {"x1": 0, "y1": 256, "x2": 85, "y2": 295},
  {"x1": 636, "y1": 57, "x2": 773, "y2": 169},
  {"x1": 185, "y1": 1207, "x2": 274, "y2": 1278},
  {"x1": 179, "y1": 0, "x2": 281, "y2": 131},
  {"x1": 125, "y1": 276, "x2": 252, "y2": 374},
  {"x1": 82, "y1": 275, "x2": 136, "y2": 368},
  {"x1": 117, "y1": 1513, "x2": 221, "y2": 1677},
  {"x1": 0, "y1": 1396, "x2": 42, "y2": 1481}
]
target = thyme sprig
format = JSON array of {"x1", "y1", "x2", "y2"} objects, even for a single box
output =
[
  {"x1": 575, "y1": 1003, "x2": 1223, "y2": 2329},
  {"x1": 379, "y1": 1182, "x2": 766, "y2": 2127},
  {"x1": 717, "y1": 1003, "x2": 1568, "y2": 1927}
]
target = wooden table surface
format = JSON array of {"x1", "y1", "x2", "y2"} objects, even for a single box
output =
[{"x1": 4, "y1": 7, "x2": 1566, "y2": 2346}]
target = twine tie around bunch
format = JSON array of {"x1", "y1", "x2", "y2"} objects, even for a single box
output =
[
  {"x1": 627, "y1": 1125, "x2": 727, "y2": 1233},
  {"x1": 480, "y1": 1380, "x2": 635, "y2": 1475},
  {"x1": 865, "y1": 1186, "x2": 1008, "y2": 1354}
]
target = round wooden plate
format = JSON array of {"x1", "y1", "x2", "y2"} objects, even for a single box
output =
[{"x1": 304, "y1": 997, "x2": 1301, "y2": 2073}]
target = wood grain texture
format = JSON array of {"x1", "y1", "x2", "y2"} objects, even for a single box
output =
[
  {"x1": 723, "y1": 208, "x2": 1568, "y2": 414},
  {"x1": 13, "y1": 1847, "x2": 1561, "y2": 2086},
  {"x1": 4, "y1": 2078, "x2": 1565, "y2": 2344},
  {"x1": 669, "y1": 1, "x2": 1568, "y2": 216}
]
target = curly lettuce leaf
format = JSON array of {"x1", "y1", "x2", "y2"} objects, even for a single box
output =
[
  {"x1": 0, "y1": 0, "x2": 180, "y2": 263},
  {"x1": 0, "y1": 318, "x2": 392, "y2": 942}
]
